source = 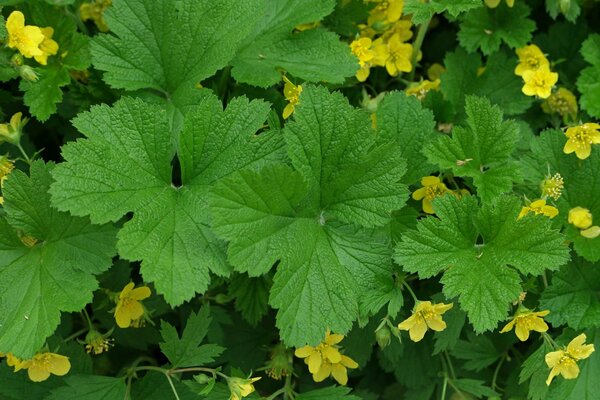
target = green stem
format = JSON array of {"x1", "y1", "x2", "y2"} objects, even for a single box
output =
[
  {"x1": 541, "y1": 271, "x2": 549, "y2": 289},
  {"x1": 440, "y1": 377, "x2": 448, "y2": 400},
  {"x1": 408, "y1": 16, "x2": 432, "y2": 81},
  {"x1": 164, "y1": 373, "x2": 181, "y2": 400},
  {"x1": 267, "y1": 388, "x2": 287, "y2": 400},
  {"x1": 63, "y1": 327, "x2": 89, "y2": 342},
  {"x1": 446, "y1": 378, "x2": 467, "y2": 399},
  {"x1": 81, "y1": 308, "x2": 94, "y2": 330},
  {"x1": 443, "y1": 351, "x2": 456, "y2": 380},
  {"x1": 491, "y1": 353, "x2": 506, "y2": 392},
  {"x1": 401, "y1": 280, "x2": 419, "y2": 304},
  {"x1": 541, "y1": 332, "x2": 560, "y2": 349},
  {"x1": 16, "y1": 142, "x2": 32, "y2": 166}
]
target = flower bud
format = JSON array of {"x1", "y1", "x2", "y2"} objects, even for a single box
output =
[
  {"x1": 568, "y1": 207, "x2": 593, "y2": 230},
  {"x1": 10, "y1": 53, "x2": 24, "y2": 67},
  {"x1": 194, "y1": 373, "x2": 212, "y2": 384},
  {"x1": 376, "y1": 325, "x2": 392, "y2": 349},
  {"x1": 18, "y1": 65, "x2": 39, "y2": 82}
]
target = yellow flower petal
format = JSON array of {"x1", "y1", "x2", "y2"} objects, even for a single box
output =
[
  {"x1": 294, "y1": 346, "x2": 315, "y2": 358},
  {"x1": 321, "y1": 346, "x2": 342, "y2": 364},
  {"x1": 331, "y1": 363, "x2": 348, "y2": 385},
  {"x1": 307, "y1": 351, "x2": 322, "y2": 374},
  {"x1": 312, "y1": 362, "x2": 331, "y2": 382}
]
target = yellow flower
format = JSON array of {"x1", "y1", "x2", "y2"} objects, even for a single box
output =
[
  {"x1": 405, "y1": 79, "x2": 440, "y2": 100},
  {"x1": 485, "y1": 0, "x2": 515, "y2": 7},
  {"x1": 541, "y1": 173, "x2": 563, "y2": 201},
  {"x1": 541, "y1": 88, "x2": 578, "y2": 121},
  {"x1": 427, "y1": 63, "x2": 446, "y2": 81},
  {"x1": 517, "y1": 199, "x2": 559, "y2": 220},
  {"x1": 521, "y1": 65, "x2": 559, "y2": 99},
  {"x1": 80, "y1": 0, "x2": 112, "y2": 32},
  {"x1": 367, "y1": 0, "x2": 404, "y2": 26},
  {"x1": 350, "y1": 38, "x2": 375, "y2": 82},
  {"x1": 0, "y1": 112, "x2": 27, "y2": 145},
  {"x1": 398, "y1": 301, "x2": 454, "y2": 342},
  {"x1": 412, "y1": 176, "x2": 450, "y2": 214},
  {"x1": 515, "y1": 44, "x2": 549, "y2": 76},
  {"x1": 563, "y1": 123, "x2": 600, "y2": 160},
  {"x1": 568, "y1": 207, "x2": 593, "y2": 229},
  {"x1": 295, "y1": 331, "x2": 344, "y2": 374},
  {"x1": 500, "y1": 309, "x2": 550, "y2": 341},
  {"x1": 373, "y1": 34, "x2": 412, "y2": 76},
  {"x1": 0, "y1": 352, "x2": 23, "y2": 371},
  {"x1": 381, "y1": 19, "x2": 413, "y2": 42},
  {"x1": 114, "y1": 282, "x2": 151, "y2": 328},
  {"x1": 227, "y1": 376, "x2": 261, "y2": 400},
  {"x1": 282, "y1": 76, "x2": 302, "y2": 119},
  {"x1": 33, "y1": 27, "x2": 59, "y2": 66},
  {"x1": 312, "y1": 355, "x2": 358, "y2": 385},
  {"x1": 0, "y1": 156, "x2": 15, "y2": 206},
  {"x1": 17, "y1": 352, "x2": 71, "y2": 382},
  {"x1": 6, "y1": 11, "x2": 45, "y2": 59},
  {"x1": 545, "y1": 333, "x2": 595, "y2": 386}
]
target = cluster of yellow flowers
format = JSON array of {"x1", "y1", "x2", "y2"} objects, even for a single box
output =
[
  {"x1": 515, "y1": 44, "x2": 558, "y2": 99},
  {"x1": 295, "y1": 331, "x2": 358, "y2": 385},
  {"x1": 412, "y1": 175, "x2": 467, "y2": 214},
  {"x1": 518, "y1": 172, "x2": 563, "y2": 220},
  {"x1": 5, "y1": 11, "x2": 59, "y2": 66},
  {"x1": 568, "y1": 207, "x2": 600, "y2": 239},
  {"x1": 79, "y1": 0, "x2": 112, "y2": 32},
  {"x1": 498, "y1": 304, "x2": 595, "y2": 385},
  {"x1": 350, "y1": 0, "x2": 413, "y2": 82},
  {"x1": 0, "y1": 351, "x2": 71, "y2": 382}
]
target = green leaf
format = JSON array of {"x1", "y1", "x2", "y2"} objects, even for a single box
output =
[
  {"x1": 404, "y1": 0, "x2": 482, "y2": 25},
  {"x1": 433, "y1": 306, "x2": 466, "y2": 355},
  {"x1": 0, "y1": 8, "x2": 6, "y2": 40},
  {"x1": 519, "y1": 342, "x2": 552, "y2": 400},
  {"x1": 228, "y1": 274, "x2": 271, "y2": 325},
  {"x1": 547, "y1": 330, "x2": 600, "y2": 400},
  {"x1": 545, "y1": 0, "x2": 582, "y2": 23},
  {"x1": 296, "y1": 386, "x2": 361, "y2": 400},
  {"x1": 19, "y1": 64, "x2": 70, "y2": 122},
  {"x1": 458, "y1": 2, "x2": 535, "y2": 55},
  {"x1": 452, "y1": 379, "x2": 499, "y2": 398},
  {"x1": 209, "y1": 86, "x2": 407, "y2": 346},
  {"x1": 160, "y1": 307, "x2": 224, "y2": 368},
  {"x1": 440, "y1": 48, "x2": 533, "y2": 116},
  {"x1": 521, "y1": 129, "x2": 600, "y2": 261},
  {"x1": 577, "y1": 35, "x2": 600, "y2": 118},
  {"x1": 375, "y1": 91, "x2": 437, "y2": 185},
  {"x1": 451, "y1": 332, "x2": 502, "y2": 371},
  {"x1": 91, "y1": 0, "x2": 263, "y2": 120},
  {"x1": 50, "y1": 95, "x2": 283, "y2": 306},
  {"x1": 425, "y1": 96, "x2": 521, "y2": 202},
  {"x1": 581, "y1": 34, "x2": 600, "y2": 65},
  {"x1": 46, "y1": 376, "x2": 127, "y2": 400},
  {"x1": 540, "y1": 258, "x2": 600, "y2": 330},
  {"x1": 395, "y1": 195, "x2": 570, "y2": 332},
  {"x1": 0, "y1": 362, "x2": 60, "y2": 400},
  {"x1": 0, "y1": 161, "x2": 117, "y2": 358},
  {"x1": 230, "y1": 0, "x2": 357, "y2": 87}
]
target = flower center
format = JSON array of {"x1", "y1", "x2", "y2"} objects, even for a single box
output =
[{"x1": 425, "y1": 185, "x2": 446, "y2": 200}]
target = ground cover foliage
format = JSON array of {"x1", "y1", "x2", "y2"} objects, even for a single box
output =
[{"x1": 0, "y1": 0, "x2": 599, "y2": 399}]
